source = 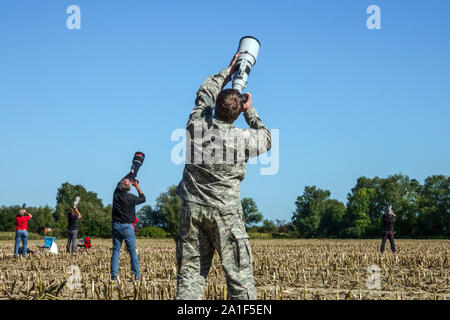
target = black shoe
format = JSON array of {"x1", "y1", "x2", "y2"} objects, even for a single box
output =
[{"x1": 111, "y1": 276, "x2": 118, "y2": 282}]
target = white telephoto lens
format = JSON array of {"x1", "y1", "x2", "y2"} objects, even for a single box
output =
[
  {"x1": 74, "y1": 196, "x2": 81, "y2": 208},
  {"x1": 232, "y1": 36, "x2": 261, "y2": 93}
]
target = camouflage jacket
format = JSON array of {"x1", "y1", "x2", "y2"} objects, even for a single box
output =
[{"x1": 176, "y1": 69, "x2": 271, "y2": 210}]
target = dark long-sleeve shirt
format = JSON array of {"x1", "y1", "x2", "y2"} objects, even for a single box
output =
[
  {"x1": 67, "y1": 213, "x2": 79, "y2": 231},
  {"x1": 382, "y1": 214, "x2": 397, "y2": 232},
  {"x1": 112, "y1": 183, "x2": 146, "y2": 223}
]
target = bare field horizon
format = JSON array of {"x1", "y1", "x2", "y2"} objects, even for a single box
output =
[{"x1": 0, "y1": 239, "x2": 448, "y2": 300}]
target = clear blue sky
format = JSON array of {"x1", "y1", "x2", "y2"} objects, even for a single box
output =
[{"x1": 1, "y1": 0, "x2": 449, "y2": 223}]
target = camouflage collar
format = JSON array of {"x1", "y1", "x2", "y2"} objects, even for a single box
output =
[
  {"x1": 213, "y1": 114, "x2": 235, "y2": 128},
  {"x1": 213, "y1": 114, "x2": 234, "y2": 128}
]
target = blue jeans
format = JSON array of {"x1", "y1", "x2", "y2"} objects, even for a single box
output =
[
  {"x1": 14, "y1": 230, "x2": 28, "y2": 257},
  {"x1": 110, "y1": 222, "x2": 140, "y2": 278}
]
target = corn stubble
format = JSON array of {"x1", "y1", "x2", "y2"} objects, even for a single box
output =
[{"x1": 0, "y1": 239, "x2": 448, "y2": 300}]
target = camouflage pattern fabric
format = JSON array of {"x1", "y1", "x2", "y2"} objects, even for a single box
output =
[
  {"x1": 176, "y1": 69, "x2": 271, "y2": 210},
  {"x1": 175, "y1": 201, "x2": 257, "y2": 300},
  {"x1": 175, "y1": 68, "x2": 271, "y2": 300}
]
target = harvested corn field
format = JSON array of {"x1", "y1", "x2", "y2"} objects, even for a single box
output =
[{"x1": 0, "y1": 239, "x2": 448, "y2": 300}]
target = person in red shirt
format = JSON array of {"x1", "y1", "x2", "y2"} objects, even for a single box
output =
[{"x1": 14, "y1": 208, "x2": 32, "y2": 258}]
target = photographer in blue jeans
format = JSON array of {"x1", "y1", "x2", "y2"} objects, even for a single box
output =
[
  {"x1": 110, "y1": 175, "x2": 146, "y2": 282},
  {"x1": 14, "y1": 208, "x2": 32, "y2": 258}
]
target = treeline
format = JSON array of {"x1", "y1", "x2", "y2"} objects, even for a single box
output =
[
  {"x1": 291, "y1": 174, "x2": 449, "y2": 238},
  {"x1": 0, "y1": 174, "x2": 448, "y2": 239},
  {"x1": 0, "y1": 183, "x2": 113, "y2": 238}
]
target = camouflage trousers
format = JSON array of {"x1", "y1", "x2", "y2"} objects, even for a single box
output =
[{"x1": 175, "y1": 201, "x2": 256, "y2": 300}]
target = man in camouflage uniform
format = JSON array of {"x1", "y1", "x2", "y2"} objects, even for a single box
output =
[{"x1": 175, "y1": 53, "x2": 271, "y2": 300}]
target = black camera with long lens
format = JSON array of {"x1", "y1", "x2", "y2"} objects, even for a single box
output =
[{"x1": 130, "y1": 151, "x2": 145, "y2": 181}]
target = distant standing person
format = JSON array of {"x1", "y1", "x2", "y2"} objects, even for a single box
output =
[
  {"x1": 381, "y1": 206, "x2": 397, "y2": 253},
  {"x1": 110, "y1": 175, "x2": 146, "y2": 282},
  {"x1": 67, "y1": 207, "x2": 82, "y2": 253},
  {"x1": 14, "y1": 208, "x2": 32, "y2": 258}
]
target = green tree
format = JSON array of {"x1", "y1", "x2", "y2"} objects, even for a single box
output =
[
  {"x1": 54, "y1": 182, "x2": 111, "y2": 238},
  {"x1": 349, "y1": 174, "x2": 422, "y2": 236},
  {"x1": 155, "y1": 185, "x2": 182, "y2": 237},
  {"x1": 241, "y1": 198, "x2": 263, "y2": 229},
  {"x1": 0, "y1": 205, "x2": 55, "y2": 235},
  {"x1": 417, "y1": 175, "x2": 450, "y2": 237},
  {"x1": 27, "y1": 206, "x2": 55, "y2": 235},
  {"x1": 260, "y1": 219, "x2": 277, "y2": 233},
  {"x1": 275, "y1": 220, "x2": 294, "y2": 233},
  {"x1": 343, "y1": 187, "x2": 374, "y2": 238},
  {"x1": 318, "y1": 199, "x2": 346, "y2": 237},
  {"x1": 0, "y1": 206, "x2": 20, "y2": 232},
  {"x1": 136, "y1": 226, "x2": 168, "y2": 238},
  {"x1": 77, "y1": 203, "x2": 112, "y2": 238},
  {"x1": 291, "y1": 186, "x2": 331, "y2": 238},
  {"x1": 137, "y1": 205, "x2": 167, "y2": 229}
]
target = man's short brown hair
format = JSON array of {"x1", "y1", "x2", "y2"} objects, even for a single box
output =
[{"x1": 214, "y1": 89, "x2": 244, "y2": 123}]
